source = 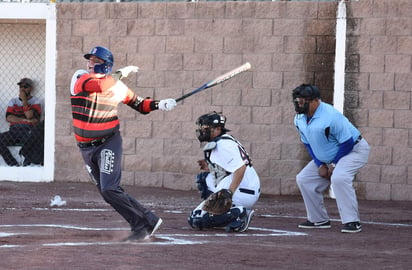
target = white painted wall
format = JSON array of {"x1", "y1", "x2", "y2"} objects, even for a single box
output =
[{"x1": 0, "y1": 3, "x2": 56, "y2": 181}]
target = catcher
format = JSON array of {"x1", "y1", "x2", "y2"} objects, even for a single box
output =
[{"x1": 188, "y1": 112, "x2": 261, "y2": 232}]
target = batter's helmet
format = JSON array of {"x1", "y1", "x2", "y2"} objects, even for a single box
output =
[{"x1": 84, "y1": 46, "x2": 114, "y2": 74}]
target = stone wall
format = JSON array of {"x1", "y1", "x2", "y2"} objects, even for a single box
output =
[{"x1": 55, "y1": 0, "x2": 412, "y2": 201}]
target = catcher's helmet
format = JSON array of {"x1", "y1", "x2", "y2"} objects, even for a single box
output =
[
  {"x1": 196, "y1": 111, "x2": 229, "y2": 129},
  {"x1": 196, "y1": 112, "x2": 230, "y2": 142},
  {"x1": 84, "y1": 46, "x2": 114, "y2": 74}
]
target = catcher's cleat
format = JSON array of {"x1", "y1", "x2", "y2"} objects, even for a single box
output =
[
  {"x1": 298, "y1": 220, "x2": 331, "y2": 229},
  {"x1": 149, "y1": 218, "x2": 163, "y2": 237},
  {"x1": 237, "y1": 209, "x2": 255, "y2": 232},
  {"x1": 224, "y1": 220, "x2": 243, "y2": 232}
]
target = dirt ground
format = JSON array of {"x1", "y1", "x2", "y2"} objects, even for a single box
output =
[{"x1": 0, "y1": 181, "x2": 411, "y2": 270}]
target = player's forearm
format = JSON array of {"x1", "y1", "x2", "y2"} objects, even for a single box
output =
[
  {"x1": 7, "y1": 114, "x2": 24, "y2": 123},
  {"x1": 7, "y1": 114, "x2": 37, "y2": 123},
  {"x1": 229, "y1": 164, "x2": 246, "y2": 193}
]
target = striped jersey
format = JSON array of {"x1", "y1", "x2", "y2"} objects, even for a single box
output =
[
  {"x1": 70, "y1": 73, "x2": 136, "y2": 142},
  {"x1": 6, "y1": 97, "x2": 42, "y2": 126}
]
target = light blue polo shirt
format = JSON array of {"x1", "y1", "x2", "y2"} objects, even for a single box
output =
[{"x1": 294, "y1": 102, "x2": 360, "y2": 163}]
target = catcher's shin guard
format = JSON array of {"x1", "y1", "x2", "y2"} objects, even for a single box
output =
[{"x1": 188, "y1": 207, "x2": 243, "y2": 230}]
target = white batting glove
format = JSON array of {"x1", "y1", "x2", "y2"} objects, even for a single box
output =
[
  {"x1": 116, "y1": 65, "x2": 139, "y2": 78},
  {"x1": 158, "y1": 99, "x2": 177, "y2": 111}
]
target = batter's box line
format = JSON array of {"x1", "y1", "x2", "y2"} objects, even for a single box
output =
[
  {"x1": 0, "y1": 224, "x2": 126, "y2": 231},
  {"x1": 0, "y1": 225, "x2": 307, "y2": 248},
  {"x1": 0, "y1": 224, "x2": 307, "y2": 237}
]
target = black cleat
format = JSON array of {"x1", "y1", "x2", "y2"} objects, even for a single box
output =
[
  {"x1": 341, "y1": 222, "x2": 362, "y2": 233},
  {"x1": 148, "y1": 218, "x2": 163, "y2": 237},
  {"x1": 298, "y1": 220, "x2": 331, "y2": 229},
  {"x1": 126, "y1": 228, "x2": 149, "y2": 241}
]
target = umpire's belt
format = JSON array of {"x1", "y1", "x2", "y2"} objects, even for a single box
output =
[
  {"x1": 77, "y1": 133, "x2": 115, "y2": 148},
  {"x1": 354, "y1": 135, "x2": 362, "y2": 145},
  {"x1": 239, "y1": 188, "x2": 260, "y2": 195}
]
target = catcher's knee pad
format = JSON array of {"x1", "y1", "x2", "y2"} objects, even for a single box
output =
[
  {"x1": 188, "y1": 217, "x2": 204, "y2": 230},
  {"x1": 188, "y1": 209, "x2": 203, "y2": 229}
]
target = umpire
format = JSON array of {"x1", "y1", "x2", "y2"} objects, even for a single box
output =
[{"x1": 292, "y1": 84, "x2": 370, "y2": 233}]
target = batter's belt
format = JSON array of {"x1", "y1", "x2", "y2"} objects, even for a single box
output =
[{"x1": 77, "y1": 133, "x2": 115, "y2": 148}]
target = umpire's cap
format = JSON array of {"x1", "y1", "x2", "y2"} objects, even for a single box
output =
[{"x1": 292, "y1": 84, "x2": 321, "y2": 100}]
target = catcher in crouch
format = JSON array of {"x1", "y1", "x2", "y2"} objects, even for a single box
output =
[{"x1": 188, "y1": 112, "x2": 260, "y2": 232}]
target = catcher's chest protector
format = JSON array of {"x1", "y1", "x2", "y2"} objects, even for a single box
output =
[
  {"x1": 203, "y1": 141, "x2": 229, "y2": 186},
  {"x1": 203, "y1": 135, "x2": 252, "y2": 186}
]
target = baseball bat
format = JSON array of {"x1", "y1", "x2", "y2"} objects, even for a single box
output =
[{"x1": 175, "y1": 62, "x2": 251, "y2": 102}]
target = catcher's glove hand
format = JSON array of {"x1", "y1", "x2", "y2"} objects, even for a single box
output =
[{"x1": 202, "y1": 189, "x2": 233, "y2": 215}]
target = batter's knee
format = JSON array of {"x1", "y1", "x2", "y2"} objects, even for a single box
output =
[{"x1": 100, "y1": 188, "x2": 118, "y2": 205}]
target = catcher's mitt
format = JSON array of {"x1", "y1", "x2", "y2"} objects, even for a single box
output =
[{"x1": 202, "y1": 189, "x2": 233, "y2": 215}]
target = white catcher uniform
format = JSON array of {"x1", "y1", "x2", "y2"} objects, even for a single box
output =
[{"x1": 193, "y1": 134, "x2": 260, "y2": 215}]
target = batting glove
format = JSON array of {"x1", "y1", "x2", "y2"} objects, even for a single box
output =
[
  {"x1": 116, "y1": 65, "x2": 139, "y2": 79},
  {"x1": 158, "y1": 99, "x2": 177, "y2": 111}
]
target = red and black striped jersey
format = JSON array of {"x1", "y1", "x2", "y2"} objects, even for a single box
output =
[
  {"x1": 71, "y1": 73, "x2": 136, "y2": 142},
  {"x1": 6, "y1": 97, "x2": 42, "y2": 126}
]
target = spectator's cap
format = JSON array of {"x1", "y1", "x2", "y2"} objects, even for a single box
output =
[{"x1": 17, "y1": 78, "x2": 33, "y2": 87}]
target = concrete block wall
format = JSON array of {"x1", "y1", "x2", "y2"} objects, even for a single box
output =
[
  {"x1": 344, "y1": 0, "x2": 412, "y2": 200},
  {"x1": 55, "y1": 0, "x2": 412, "y2": 201}
]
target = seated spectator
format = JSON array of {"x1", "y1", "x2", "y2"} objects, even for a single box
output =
[
  {"x1": 19, "y1": 120, "x2": 44, "y2": 166},
  {"x1": 0, "y1": 78, "x2": 42, "y2": 166}
]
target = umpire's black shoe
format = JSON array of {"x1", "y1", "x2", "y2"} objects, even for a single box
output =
[
  {"x1": 341, "y1": 222, "x2": 362, "y2": 233},
  {"x1": 126, "y1": 228, "x2": 149, "y2": 241},
  {"x1": 298, "y1": 220, "x2": 331, "y2": 229}
]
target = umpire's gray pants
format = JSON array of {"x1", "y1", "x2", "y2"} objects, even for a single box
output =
[{"x1": 296, "y1": 139, "x2": 370, "y2": 224}]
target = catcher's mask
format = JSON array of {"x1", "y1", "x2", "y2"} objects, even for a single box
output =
[
  {"x1": 84, "y1": 46, "x2": 114, "y2": 74},
  {"x1": 196, "y1": 112, "x2": 230, "y2": 142},
  {"x1": 292, "y1": 84, "x2": 320, "y2": 114}
]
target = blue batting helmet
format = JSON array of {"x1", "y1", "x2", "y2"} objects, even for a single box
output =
[{"x1": 84, "y1": 46, "x2": 114, "y2": 74}]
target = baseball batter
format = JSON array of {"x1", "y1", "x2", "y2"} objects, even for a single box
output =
[
  {"x1": 70, "y1": 46, "x2": 176, "y2": 240},
  {"x1": 292, "y1": 84, "x2": 370, "y2": 233},
  {"x1": 188, "y1": 112, "x2": 260, "y2": 232}
]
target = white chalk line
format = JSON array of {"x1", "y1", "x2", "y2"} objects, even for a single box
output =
[
  {"x1": 261, "y1": 214, "x2": 412, "y2": 228},
  {"x1": 0, "y1": 224, "x2": 124, "y2": 231},
  {"x1": 1, "y1": 208, "x2": 409, "y2": 248},
  {"x1": 2, "y1": 207, "x2": 111, "y2": 212},
  {"x1": 21, "y1": 208, "x2": 408, "y2": 228},
  {"x1": 0, "y1": 224, "x2": 305, "y2": 248}
]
